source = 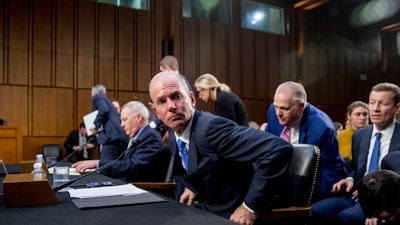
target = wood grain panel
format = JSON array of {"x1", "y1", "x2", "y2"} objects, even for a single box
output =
[
  {"x1": 137, "y1": 11, "x2": 152, "y2": 62},
  {"x1": 118, "y1": 59, "x2": 134, "y2": 91},
  {"x1": 77, "y1": 56, "x2": 95, "y2": 88},
  {"x1": 0, "y1": 126, "x2": 23, "y2": 164},
  {"x1": 9, "y1": 0, "x2": 29, "y2": 50},
  {"x1": 0, "y1": 0, "x2": 3, "y2": 83},
  {"x1": 213, "y1": 23, "x2": 227, "y2": 83},
  {"x1": 98, "y1": 4, "x2": 115, "y2": 58},
  {"x1": 182, "y1": 18, "x2": 197, "y2": 84},
  {"x1": 242, "y1": 30, "x2": 254, "y2": 98},
  {"x1": 55, "y1": 0, "x2": 74, "y2": 55},
  {"x1": 0, "y1": 85, "x2": 28, "y2": 135},
  {"x1": 137, "y1": 61, "x2": 152, "y2": 92},
  {"x1": 32, "y1": 0, "x2": 52, "y2": 52},
  {"x1": 243, "y1": 99, "x2": 268, "y2": 125},
  {"x1": 55, "y1": 53, "x2": 73, "y2": 87},
  {"x1": 23, "y1": 137, "x2": 66, "y2": 161},
  {"x1": 118, "y1": 7, "x2": 134, "y2": 60},
  {"x1": 32, "y1": 87, "x2": 73, "y2": 136},
  {"x1": 255, "y1": 32, "x2": 267, "y2": 99},
  {"x1": 77, "y1": 89, "x2": 94, "y2": 126},
  {"x1": 267, "y1": 34, "x2": 279, "y2": 98},
  {"x1": 77, "y1": 0, "x2": 95, "y2": 56},
  {"x1": 228, "y1": 26, "x2": 240, "y2": 94},
  {"x1": 32, "y1": 52, "x2": 51, "y2": 86},
  {"x1": 198, "y1": 21, "x2": 212, "y2": 74},
  {"x1": 8, "y1": 50, "x2": 28, "y2": 85},
  {"x1": 98, "y1": 57, "x2": 115, "y2": 88}
]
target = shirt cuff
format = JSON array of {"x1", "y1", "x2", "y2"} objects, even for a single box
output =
[{"x1": 242, "y1": 202, "x2": 257, "y2": 214}]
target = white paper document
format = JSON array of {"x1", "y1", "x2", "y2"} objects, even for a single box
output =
[
  {"x1": 68, "y1": 184, "x2": 148, "y2": 199},
  {"x1": 83, "y1": 110, "x2": 102, "y2": 136}
]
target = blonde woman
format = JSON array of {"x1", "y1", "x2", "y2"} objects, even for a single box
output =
[
  {"x1": 194, "y1": 74, "x2": 249, "y2": 126},
  {"x1": 338, "y1": 100, "x2": 369, "y2": 161}
]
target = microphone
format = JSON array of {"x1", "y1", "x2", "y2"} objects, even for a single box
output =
[{"x1": 53, "y1": 140, "x2": 139, "y2": 192}]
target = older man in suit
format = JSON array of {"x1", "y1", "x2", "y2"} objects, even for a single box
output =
[
  {"x1": 149, "y1": 71, "x2": 293, "y2": 225},
  {"x1": 311, "y1": 82, "x2": 400, "y2": 225},
  {"x1": 73, "y1": 101, "x2": 169, "y2": 182},
  {"x1": 89, "y1": 84, "x2": 128, "y2": 165},
  {"x1": 266, "y1": 81, "x2": 345, "y2": 200}
]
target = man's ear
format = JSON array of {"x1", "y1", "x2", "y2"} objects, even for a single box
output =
[{"x1": 189, "y1": 91, "x2": 196, "y2": 107}]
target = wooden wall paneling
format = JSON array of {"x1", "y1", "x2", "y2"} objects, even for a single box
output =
[
  {"x1": 117, "y1": 8, "x2": 135, "y2": 91},
  {"x1": 32, "y1": 0, "x2": 52, "y2": 53},
  {"x1": 327, "y1": 46, "x2": 339, "y2": 104},
  {"x1": 198, "y1": 21, "x2": 212, "y2": 75},
  {"x1": 98, "y1": 57, "x2": 115, "y2": 89},
  {"x1": 0, "y1": 0, "x2": 4, "y2": 83},
  {"x1": 243, "y1": 99, "x2": 267, "y2": 125},
  {"x1": 136, "y1": 11, "x2": 152, "y2": 92},
  {"x1": 228, "y1": 26, "x2": 241, "y2": 95},
  {"x1": 345, "y1": 48, "x2": 356, "y2": 99},
  {"x1": 255, "y1": 32, "x2": 267, "y2": 99},
  {"x1": 266, "y1": 34, "x2": 279, "y2": 98},
  {"x1": 77, "y1": 89, "x2": 94, "y2": 125},
  {"x1": 213, "y1": 23, "x2": 227, "y2": 84},
  {"x1": 118, "y1": 7, "x2": 134, "y2": 61},
  {"x1": 55, "y1": 0, "x2": 74, "y2": 88},
  {"x1": 23, "y1": 137, "x2": 66, "y2": 161},
  {"x1": 241, "y1": 29, "x2": 254, "y2": 98},
  {"x1": 97, "y1": 4, "x2": 115, "y2": 89},
  {"x1": 316, "y1": 44, "x2": 329, "y2": 104},
  {"x1": 8, "y1": 50, "x2": 28, "y2": 85},
  {"x1": 336, "y1": 47, "x2": 347, "y2": 103},
  {"x1": 56, "y1": 54, "x2": 74, "y2": 88},
  {"x1": 136, "y1": 60, "x2": 152, "y2": 92},
  {"x1": 32, "y1": 87, "x2": 73, "y2": 136},
  {"x1": 279, "y1": 36, "x2": 292, "y2": 82},
  {"x1": 8, "y1": 0, "x2": 29, "y2": 85},
  {"x1": 9, "y1": 0, "x2": 29, "y2": 50},
  {"x1": 32, "y1": 52, "x2": 51, "y2": 86},
  {"x1": 0, "y1": 85, "x2": 28, "y2": 135},
  {"x1": 118, "y1": 60, "x2": 134, "y2": 91},
  {"x1": 182, "y1": 18, "x2": 198, "y2": 86},
  {"x1": 77, "y1": 0, "x2": 95, "y2": 89}
]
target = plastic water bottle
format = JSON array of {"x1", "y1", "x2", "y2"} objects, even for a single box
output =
[
  {"x1": 35, "y1": 154, "x2": 45, "y2": 164},
  {"x1": 31, "y1": 162, "x2": 45, "y2": 174}
]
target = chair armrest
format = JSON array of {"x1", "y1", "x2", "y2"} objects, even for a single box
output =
[{"x1": 132, "y1": 181, "x2": 176, "y2": 190}]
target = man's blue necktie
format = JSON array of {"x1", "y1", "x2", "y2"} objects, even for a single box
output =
[
  {"x1": 368, "y1": 132, "x2": 382, "y2": 173},
  {"x1": 177, "y1": 139, "x2": 188, "y2": 171}
]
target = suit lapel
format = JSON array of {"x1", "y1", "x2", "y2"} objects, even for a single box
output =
[
  {"x1": 358, "y1": 126, "x2": 373, "y2": 175},
  {"x1": 388, "y1": 122, "x2": 400, "y2": 153},
  {"x1": 187, "y1": 111, "x2": 200, "y2": 175}
]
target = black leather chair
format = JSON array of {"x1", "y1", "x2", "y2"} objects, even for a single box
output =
[
  {"x1": 260, "y1": 143, "x2": 320, "y2": 224},
  {"x1": 42, "y1": 144, "x2": 63, "y2": 161}
]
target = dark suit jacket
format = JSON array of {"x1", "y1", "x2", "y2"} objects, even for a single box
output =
[
  {"x1": 266, "y1": 103, "x2": 345, "y2": 198},
  {"x1": 170, "y1": 111, "x2": 292, "y2": 217},
  {"x1": 63, "y1": 129, "x2": 97, "y2": 162},
  {"x1": 350, "y1": 122, "x2": 400, "y2": 185},
  {"x1": 100, "y1": 125, "x2": 170, "y2": 183},
  {"x1": 92, "y1": 93, "x2": 128, "y2": 145},
  {"x1": 215, "y1": 91, "x2": 249, "y2": 126}
]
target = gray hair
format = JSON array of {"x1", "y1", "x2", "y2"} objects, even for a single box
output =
[
  {"x1": 121, "y1": 101, "x2": 149, "y2": 124},
  {"x1": 91, "y1": 84, "x2": 106, "y2": 95},
  {"x1": 275, "y1": 81, "x2": 307, "y2": 104}
]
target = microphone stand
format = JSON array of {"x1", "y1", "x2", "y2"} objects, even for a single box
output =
[{"x1": 53, "y1": 141, "x2": 136, "y2": 192}]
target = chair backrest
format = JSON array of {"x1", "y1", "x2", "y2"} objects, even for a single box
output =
[
  {"x1": 42, "y1": 144, "x2": 62, "y2": 161},
  {"x1": 273, "y1": 143, "x2": 320, "y2": 208}
]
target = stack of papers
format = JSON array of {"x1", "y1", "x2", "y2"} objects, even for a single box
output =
[{"x1": 68, "y1": 184, "x2": 147, "y2": 198}]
